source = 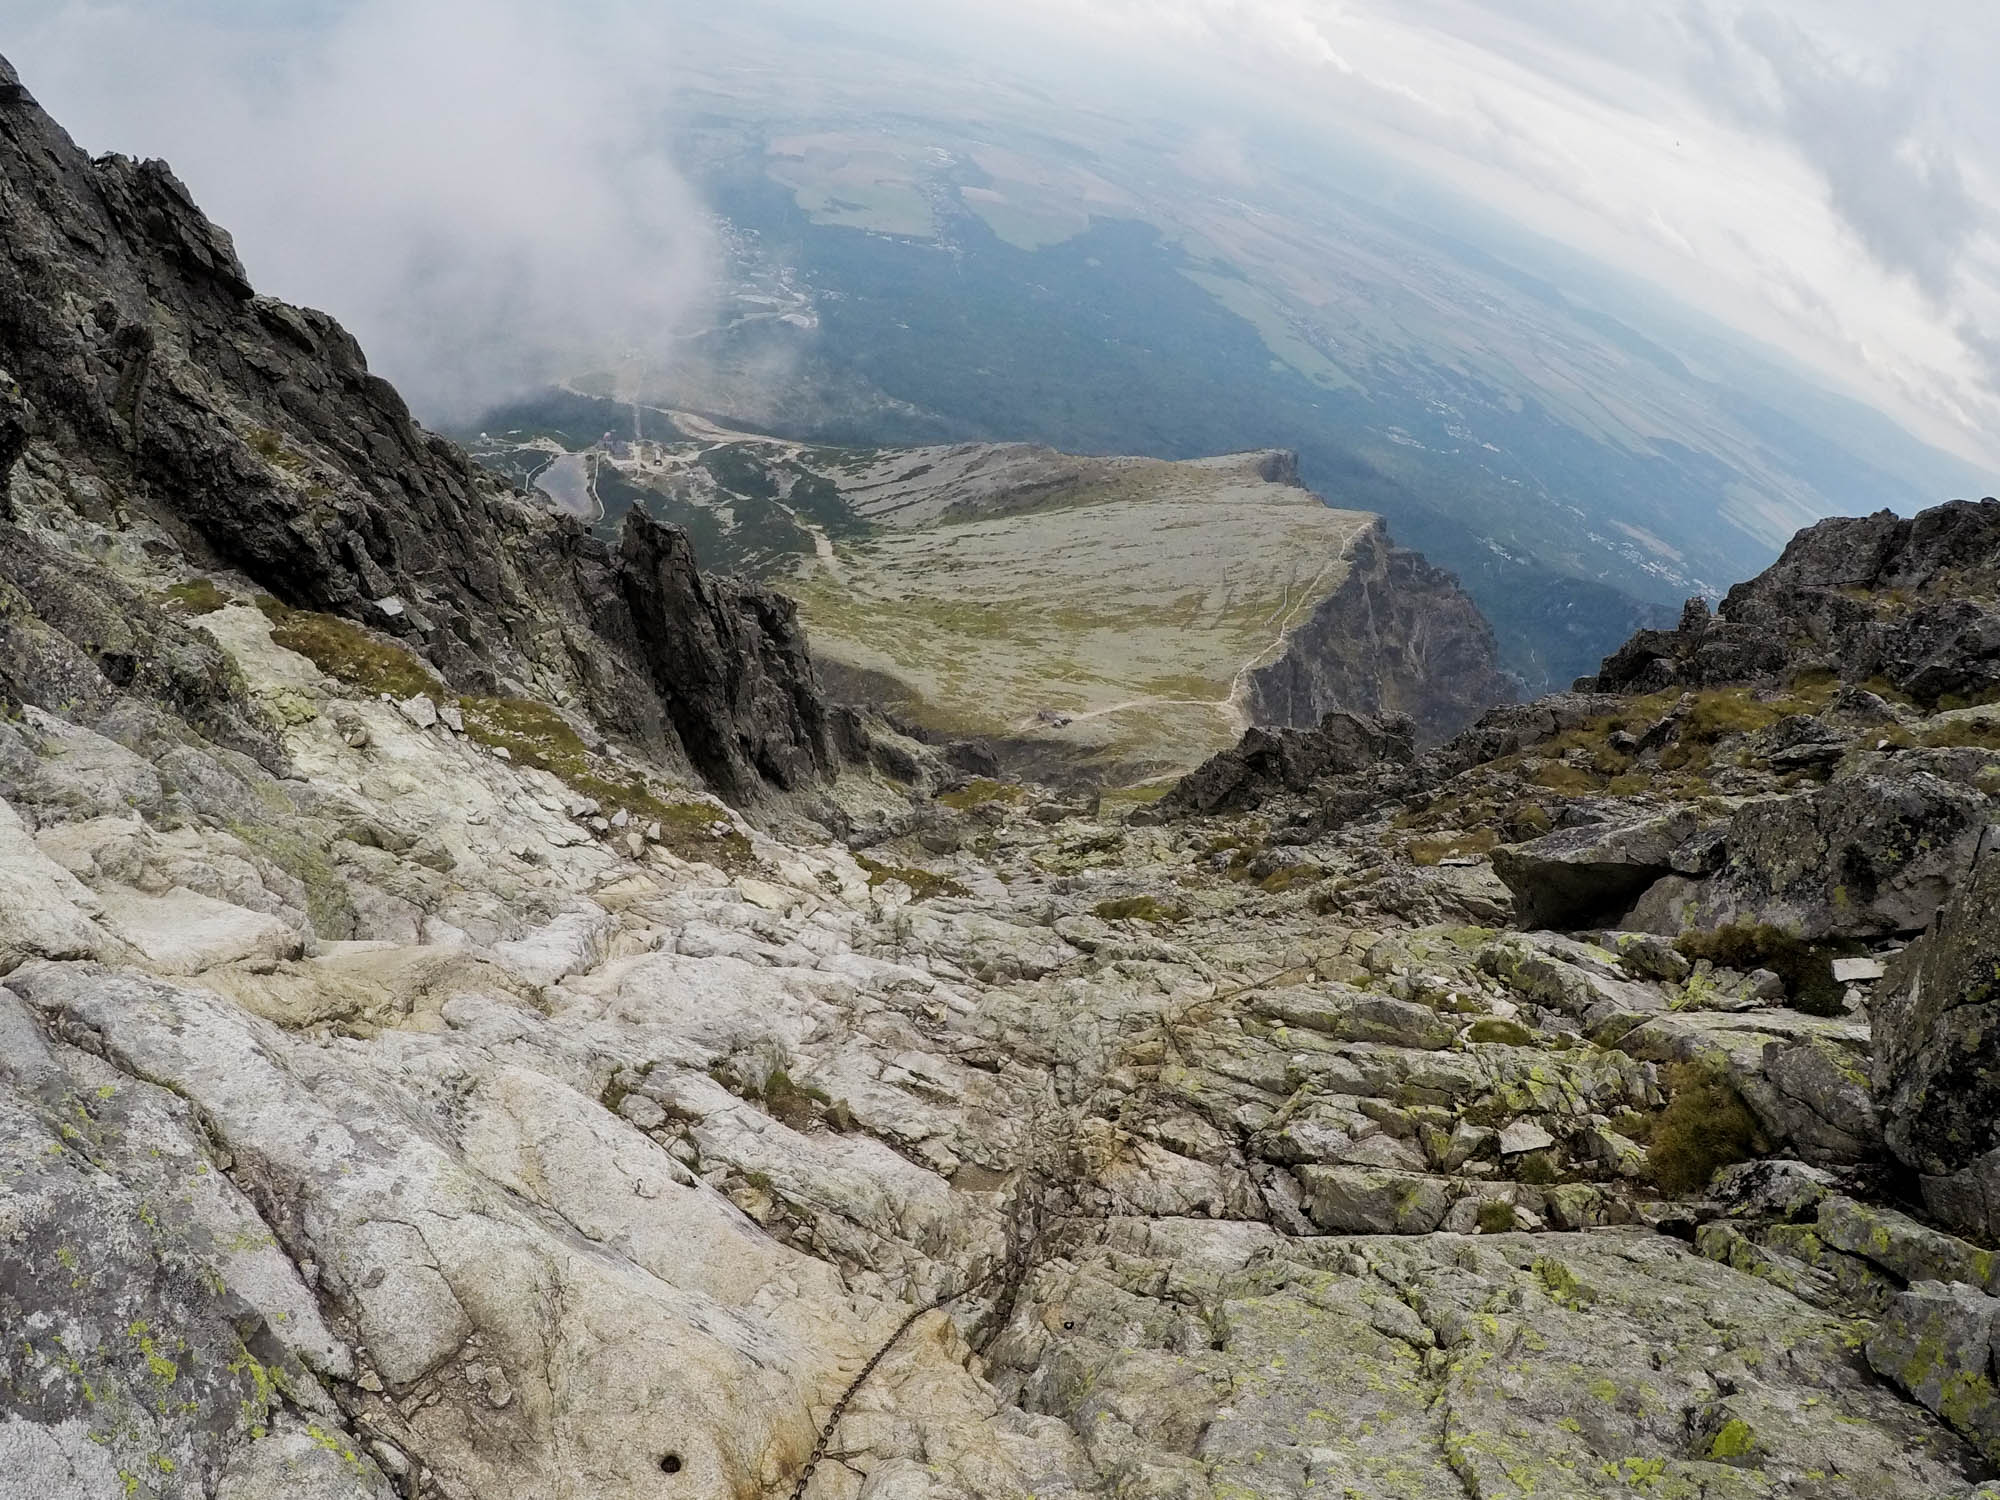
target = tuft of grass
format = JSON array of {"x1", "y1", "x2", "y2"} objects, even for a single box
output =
[
  {"x1": 1477, "y1": 1200, "x2": 1519, "y2": 1234},
  {"x1": 245, "y1": 426, "x2": 312, "y2": 475},
  {"x1": 1410, "y1": 828, "x2": 1500, "y2": 866},
  {"x1": 1529, "y1": 762, "x2": 1601, "y2": 794},
  {"x1": 937, "y1": 778, "x2": 1027, "y2": 810},
  {"x1": 760, "y1": 1069, "x2": 834, "y2": 1131},
  {"x1": 161, "y1": 579, "x2": 234, "y2": 616},
  {"x1": 456, "y1": 695, "x2": 751, "y2": 867},
  {"x1": 1093, "y1": 895, "x2": 1183, "y2": 923},
  {"x1": 1648, "y1": 1061, "x2": 1769, "y2": 1194},
  {"x1": 1675, "y1": 923, "x2": 1855, "y2": 1016},
  {"x1": 1259, "y1": 864, "x2": 1324, "y2": 894},
  {"x1": 854, "y1": 853, "x2": 969, "y2": 901},
  {"x1": 256, "y1": 597, "x2": 443, "y2": 700},
  {"x1": 1465, "y1": 1017, "x2": 1535, "y2": 1046},
  {"x1": 230, "y1": 820, "x2": 359, "y2": 941}
]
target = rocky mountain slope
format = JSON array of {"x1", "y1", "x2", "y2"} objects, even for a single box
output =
[
  {"x1": 466, "y1": 409, "x2": 1515, "y2": 785},
  {"x1": 0, "y1": 55, "x2": 831, "y2": 811},
  {"x1": 5, "y1": 49, "x2": 2000, "y2": 1500}
]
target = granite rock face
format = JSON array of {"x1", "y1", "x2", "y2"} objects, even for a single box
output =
[
  {"x1": 2, "y1": 44, "x2": 2000, "y2": 1500},
  {"x1": 1244, "y1": 518, "x2": 1518, "y2": 744},
  {"x1": 1591, "y1": 502, "x2": 2000, "y2": 706},
  {"x1": 0, "y1": 55, "x2": 831, "y2": 806},
  {"x1": 618, "y1": 510, "x2": 836, "y2": 802},
  {"x1": 1874, "y1": 835, "x2": 2000, "y2": 1241}
]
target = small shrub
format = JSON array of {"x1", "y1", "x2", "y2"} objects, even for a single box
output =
[
  {"x1": 1476, "y1": 1200, "x2": 1519, "y2": 1234},
  {"x1": 1608, "y1": 1110, "x2": 1656, "y2": 1144},
  {"x1": 1648, "y1": 1061, "x2": 1769, "y2": 1194},
  {"x1": 161, "y1": 579, "x2": 233, "y2": 616},
  {"x1": 938, "y1": 778, "x2": 1026, "y2": 810},
  {"x1": 1515, "y1": 1150, "x2": 1562, "y2": 1185},
  {"x1": 1674, "y1": 923, "x2": 1853, "y2": 1016},
  {"x1": 854, "y1": 853, "x2": 969, "y2": 901},
  {"x1": 1093, "y1": 895, "x2": 1182, "y2": 923},
  {"x1": 256, "y1": 598, "x2": 443, "y2": 700}
]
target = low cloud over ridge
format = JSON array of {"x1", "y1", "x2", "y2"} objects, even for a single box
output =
[{"x1": 11, "y1": 0, "x2": 713, "y2": 423}]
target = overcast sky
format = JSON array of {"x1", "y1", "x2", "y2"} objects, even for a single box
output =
[
  {"x1": 927, "y1": 0, "x2": 2000, "y2": 469},
  {"x1": 8, "y1": 0, "x2": 1996, "y2": 467}
]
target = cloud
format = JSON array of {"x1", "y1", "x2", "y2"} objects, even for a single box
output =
[
  {"x1": 1688, "y1": 5, "x2": 1984, "y2": 305},
  {"x1": 14, "y1": 0, "x2": 1999, "y2": 459},
  {"x1": 970, "y1": 0, "x2": 2000, "y2": 458},
  {"x1": 9, "y1": 0, "x2": 713, "y2": 423}
]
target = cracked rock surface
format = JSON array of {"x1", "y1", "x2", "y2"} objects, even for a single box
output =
[{"x1": 2, "y1": 38, "x2": 2000, "y2": 1500}]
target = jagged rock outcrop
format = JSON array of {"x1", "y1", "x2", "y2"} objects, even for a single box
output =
[
  {"x1": 1159, "y1": 708, "x2": 1416, "y2": 815},
  {"x1": 0, "y1": 54, "x2": 830, "y2": 805},
  {"x1": 1590, "y1": 501, "x2": 2000, "y2": 704},
  {"x1": 1873, "y1": 833, "x2": 2000, "y2": 1242},
  {"x1": 617, "y1": 510, "x2": 835, "y2": 802},
  {"x1": 1244, "y1": 518, "x2": 1518, "y2": 743}
]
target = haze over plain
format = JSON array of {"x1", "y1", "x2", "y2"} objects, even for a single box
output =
[{"x1": 13, "y1": 0, "x2": 1995, "y2": 683}]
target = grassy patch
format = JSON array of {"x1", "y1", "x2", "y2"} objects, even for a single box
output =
[
  {"x1": 256, "y1": 598, "x2": 443, "y2": 700},
  {"x1": 1675, "y1": 923, "x2": 1856, "y2": 1017},
  {"x1": 1477, "y1": 1201, "x2": 1519, "y2": 1234},
  {"x1": 160, "y1": 579, "x2": 234, "y2": 616},
  {"x1": 1648, "y1": 1061, "x2": 1770, "y2": 1194},
  {"x1": 1918, "y1": 718, "x2": 2000, "y2": 751},
  {"x1": 1529, "y1": 762, "x2": 1602, "y2": 794},
  {"x1": 1465, "y1": 1017, "x2": 1535, "y2": 1046},
  {"x1": 230, "y1": 820, "x2": 359, "y2": 941},
  {"x1": 456, "y1": 695, "x2": 752, "y2": 868},
  {"x1": 1657, "y1": 680, "x2": 1840, "y2": 773},
  {"x1": 1410, "y1": 829, "x2": 1500, "y2": 866},
  {"x1": 245, "y1": 426, "x2": 312, "y2": 474},
  {"x1": 854, "y1": 853, "x2": 969, "y2": 900},
  {"x1": 1093, "y1": 895, "x2": 1183, "y2": 923},
  {"x1": 760, "y1": 1069, "x2": 834, "y2": 1131},
  {"x1": 937, "y1": 778, "x2": 1027, "y2": 810},
  {"x1": 1259, "y1": 864, "x2": 1324, "y2": 894}
]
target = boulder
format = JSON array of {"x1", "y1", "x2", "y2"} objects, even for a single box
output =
[
  {"x1": 1491, "y1": 810, "x2": 1697, "y2": 930},
  {"x1": 1873, "y1": 832, "x2": 2000, "y2": 1242},
  {"x1": 1867, "y1": 1280, "x2": 2000, "y2": 1463},
  {"x1": 1695, "y1": 774, "x2": 1987, "y2": 938},
  {"x1": 1163, "y1": 709, "x2": 1416, "y2": 816},
  {"x1": 1294, "y1": 1165, "x2": 1454, "y2": 1234}
]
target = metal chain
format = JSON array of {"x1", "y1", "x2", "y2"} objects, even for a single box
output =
[
  {"x1": 786, "y1": 1269, "x2": 999, "y2": 1500},
  {"x1": 786, "y1": 958, "x2": 1313, "y2": 1498}
]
